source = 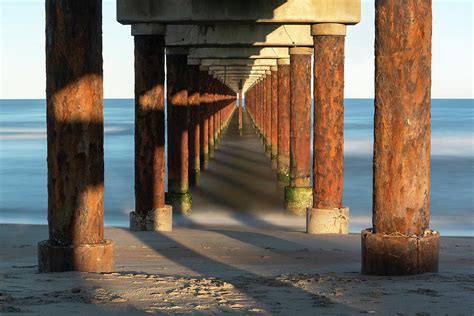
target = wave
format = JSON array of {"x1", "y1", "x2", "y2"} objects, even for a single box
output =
[
  {"x1": 0, "y1": 127, "x2": 130, "y2": 140},
  {"x1": 345, "y1": 136, "x2": 474, "y2": 157}
]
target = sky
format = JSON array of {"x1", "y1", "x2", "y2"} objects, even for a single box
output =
[{"x1": 0, "y1": 0, "x2": 473, "y2": 99}]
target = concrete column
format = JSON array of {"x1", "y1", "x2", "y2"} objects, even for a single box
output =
[
  {"x1": 265, "y1": 71, "x2": 272, "y2": 157},
  {"x1": 270, "y1": 66, "x2": 279, "y2": 170},
  {"x1": 284, "y1": 47, "x2": 313, "y2": 216},
  {"x1": 260, "y1": 79, "x2": 263, "y2": 138},
  {"x1": 216, "y1": 97, "x2": 222, "y2": 144},
  {"x1": 199, "y1": 70, "x2": 210, "y2": 169},
  {"x1": 209, "y1": 89, "x2": 215, "y2": 158},
  {"x1": 39, "y1": 0, "x2": 114, "y2": 273},
  {"x1": 188, "y1": 64, "x2": 201, "y2": 186},
  {"x1": 256, "y1": 84, "x2": 259, "y2": 130},
  {"x1": 130, "y1": 34, "x2": 172, "y2": 232},
  {"x1": 277, "y1": 58, "x2": 291, "y2": 185},
  {"x1": 262, "y1": 77, "x2": 268, "y2": 145},
  {"x1": 362, "y1": 0, "x2": 439, "y2": 275},
  {"x1": 307, "y1": 24, "x2": 348, "y2": 235},
  {"x1": 238, "y1": 91, "x2": 243, "y2": 134},
  {"x1": 252, "y1": 82, "x2": 260, "y2": 135},
  {"x1": 215, "y1": 85, "x2": 221, "y2": 148},
  {"x1": 166, "y1": 53, "x2": 192, "y2": 215}
]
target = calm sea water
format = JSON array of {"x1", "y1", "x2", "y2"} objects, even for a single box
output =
[{"x1": 0, "y1": 99, "x2": 473, "y2": 236}]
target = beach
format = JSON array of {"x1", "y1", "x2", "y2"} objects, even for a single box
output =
[
  {"x1": 1, "y1": 224, "x2": 473, "y2": 314},
  {"x1": 1, "y1": 110, "x2": 473, "y2": 314}
]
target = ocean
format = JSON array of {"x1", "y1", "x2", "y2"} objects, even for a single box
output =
[{"x1": 0, "y1": 99, "x2": 473, "y2": 236}]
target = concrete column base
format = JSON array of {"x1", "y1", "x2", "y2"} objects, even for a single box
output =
[
  {"x1": 361, "y1": 229, "x2": 440, "y2": 275},
  {"x1": 189, "y1": 169, "x2": 201, "y2": 186},
  {"x1": 284, "y1": 186, "x2": 312, "y2": 216},
  {"x1": 166, "y1": 191, "x2": 192, "y2": 215},
  {"x1": 130, "y1": 205, "x2": 173, "y2": 232},
  {"x1": 38, "y1": 240, "x2": 114, "y2": 273},
  {"x1": 306, "y1": 207, "x2": 349, "y2": 234}
]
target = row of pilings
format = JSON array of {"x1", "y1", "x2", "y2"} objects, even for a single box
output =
[
  {"x1": 245, "y1": 2, "x2": 439, "y2": 275},
  {"x1": 38, "y1": 0, "x2": 439, "y2": 277},
  {"x1": 39, "y1": 2, "x2": 237, "y2": 272}
]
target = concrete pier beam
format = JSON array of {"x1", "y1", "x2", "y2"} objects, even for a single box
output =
[
  {"x1": 270, "y1": 66, "x2": 279, "y2": 170},
  {"x1": 39, "y1": 0, "x2": 114, "y2": 273},
  {"x1": 131, "y1": 33, "x2": 172, "y2": 232},
  {"x1": 307, "y1": 24, "x2": 348, "y2": 235},
  {"x1": 188, "y1": 63, "x2": 201, "y2": 186},
  {"x1": 277, "y1": 58, "x2": 291, "y2": 185},
  {"x1": 166, "y1": 52, "x2": 192, "y2": 215},
  {"x1": 190, "y1": 47, "x2": 289, "y2": 60},
  {"x1": 201, "y1": 59, "x2": 277, "y2": 67},
  {"x1": 362, "y1": 0, "x2": 439, "y2": 275},
  {"x1": 156, "y1": 24, "x2": 313, "y2": 47},
  {"x1": 118, "y1": 0, "x2": 361, "y2": 25},
  {"x1": 285, "y1": 47, "x2": 313, "y2": 216}
]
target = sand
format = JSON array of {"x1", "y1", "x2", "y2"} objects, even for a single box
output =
[
  {"x1": 1, "y1": 112, "x2": 473, "y2": 315},
  {"x1": 1, "y1": 224, "x2": 473, "y2": 315}
]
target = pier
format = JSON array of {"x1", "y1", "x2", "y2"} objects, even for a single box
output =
[{"x1": 39, "y1": 0, "x2": 439, "y2": 277}]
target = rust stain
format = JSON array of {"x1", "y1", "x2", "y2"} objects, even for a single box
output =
[
  {"x1": 313, "y1": 35, "x2": 345, "y2": 209},
  {"x1": 271, "y1": 70, "x2": 278, "y2": 157},
  {"x1": 167, "y1": 54, "x2": 189, "y2": 192},
  {"x1": 290, "y1": 53, "x2": 312, "y2": 187},
  {"x1": 46, "y1": 0, "x2": 104, "y2": 246},
  {"x1": 188, "y1": 65, "x2": 200, "y2": 175},
  {"x1": 199, "y1": 71, "x2": 209, "y2": 158},
  {"x1": 134, "y1": 35, "x2": 166, "y2": 218},
  {"x1": 277, "y1": 64, "x2": 291, "y2": 176},
  {"x1": 373, "y1": 0, "x2": 432, "y2": 235}
]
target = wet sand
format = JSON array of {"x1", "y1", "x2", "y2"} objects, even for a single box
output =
[{"x1": 1, "y1": 112, "x2": 473, "y2": 314}]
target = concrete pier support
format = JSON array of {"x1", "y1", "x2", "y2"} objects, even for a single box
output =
[
  {"x1": 166, "y1": 53, "x2": 192, "y2": 215},
  {"x1": 188, "y1": 64, "x2": 201, "y2": 186},
  {"x1": 260, "y1": 79, "x2": 264, "y2": 139},
  {"x1": 270, "y1": 66, "x2": 278, "y2": 170},
  {"x1": 214, "y1": 100, "x2": 220, "y2": 147},
  {"x1": 307, "y1": 24, "x2": 348, "y2": 235},
  {"x1": 285, "y1": 48, "x2": 313, "y2": 216},
  {"x1": 257, "y1": 80, "x2": 262, "y2": 137},
  {"x1": 199, "y1": 70, "x2": 210, "y2": 170},
  {"x1": 238, "y1": 91, "x2": 243, "y2": 134},
  {"x1": 217, "y1": 98, "x2": 222, "y2": 143},
  {"x1": 277, "y1": 58, "x2": 291, "y2": 185},
  {"x1": 131, "y1": 34, "x2": 172, "y2": 232},
  {"x1": 260, "y1": 75, "x2": 268, "y2": 146},
  {"x1": 39, "y1": 0, "x2": 114, "y2": 272},
  {"x1": 209, "y1": 97, "x2": 215, "y2": 158},
  {"x1": 362, "y1": 0, "x2": 439, "y2": 275},
  {"x1": 264, "y1": 71, "x2": 272, "y2": 158}
]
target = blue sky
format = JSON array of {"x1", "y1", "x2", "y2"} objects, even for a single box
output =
[{"x1": 0, "y1": 0, "x2": 472, "y2": 99}]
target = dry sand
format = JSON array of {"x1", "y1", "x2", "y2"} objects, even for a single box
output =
[
  {"x1": 1, "y1": 113, "x2": 473, "y2": 315},
  {"x1": 1, "y1": 224, "x2": 473, "y2": 315}
]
